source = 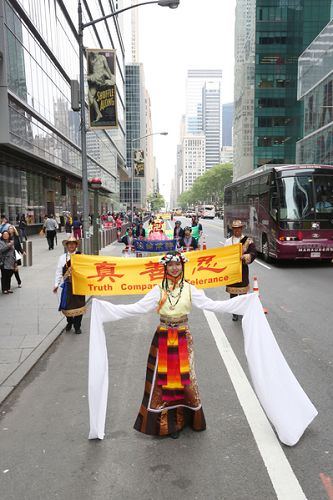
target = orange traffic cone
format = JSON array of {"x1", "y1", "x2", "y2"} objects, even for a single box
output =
[
  {"x1": 202, "y1": 235, "x2": 207, "y2": 250},
  {"x1": 253, "y1": 276, "x2": 268, "y2": 314}
]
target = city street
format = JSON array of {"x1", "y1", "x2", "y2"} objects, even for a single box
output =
[{"x1": 0, "y1": 219, "x2": 332, "y2": 500}]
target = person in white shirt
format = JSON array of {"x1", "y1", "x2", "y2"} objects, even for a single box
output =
[{"x1": 53, "y1": 236, "x2": 86, "y2": 334}]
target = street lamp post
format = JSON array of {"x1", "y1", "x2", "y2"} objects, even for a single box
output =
[
  {"x1": 77, "y1": 0, "x2": 179, "y2": 253},
  {"x1": 131, "y1": 132, "x2": 168, "y2": 223},
  {"x1": 89, "y1": 177, "x2": 102, "y2": 255}
]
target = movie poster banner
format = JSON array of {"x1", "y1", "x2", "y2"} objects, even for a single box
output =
[
  {"x1": 133, "y1": 149, "x2": 144, "y2": 177},
  {"x1": 71, "y1": 244, "x2": 242, "y2": 296},
  {"x1": 87, "y1": 49, "x2": 118, "y2": 129}
]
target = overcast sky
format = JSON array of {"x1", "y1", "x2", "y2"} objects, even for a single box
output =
[{"x1": 124, "y1": 0, "x2": 236, "y2": 205}]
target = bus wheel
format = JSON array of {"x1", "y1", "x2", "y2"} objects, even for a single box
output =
[{"x1": 262, "y1": 236, "x2": 270, "y2": 263}]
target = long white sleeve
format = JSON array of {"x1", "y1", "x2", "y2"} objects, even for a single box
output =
[
  {"x1": 88, "y1": 286, "x2": 160, "y2": 439},
  {"x1": 88, "y1": 284, "x2": 318, "y2": 445},
  {"x1": 191, "y1": 286, "x2": 318, "y2": 446},
  {"x1": 54, "y1": 254, "x2": 65, "y2": 287}
]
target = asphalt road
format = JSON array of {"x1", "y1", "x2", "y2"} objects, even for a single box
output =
[{"x1": 0, "y1": 218, "x2": 332, "y2": 500}]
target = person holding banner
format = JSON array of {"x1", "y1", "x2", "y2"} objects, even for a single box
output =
[
  {"x1": 224, "y1": 220, "x2": 256, "y2": 321},
  {"x1": 53, "y1": 236, "x2": 86, "y2": 334},
  {"x1": 173, "y1": 220, "x2": 184, "y2": 247},
  {"x1": 179, "y1": 226, "x2": 198, "y2": 251}
]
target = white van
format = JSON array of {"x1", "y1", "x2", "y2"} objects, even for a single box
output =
[{"x1": 202, "y1": 205, "x2": 215, "y2": 219}]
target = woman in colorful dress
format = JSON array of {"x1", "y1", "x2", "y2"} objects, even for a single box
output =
[{"x1": 88, "y1": 251, "x2": 318, "y2": 445}]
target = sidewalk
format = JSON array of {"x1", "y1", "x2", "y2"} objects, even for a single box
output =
[{"x1": 0, "y1": 231, "x2": 124, "y2": 405}]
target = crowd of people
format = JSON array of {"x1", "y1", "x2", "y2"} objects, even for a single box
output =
[{"x1": 119, "y1": 213, "x2": 204, "y2": 254}]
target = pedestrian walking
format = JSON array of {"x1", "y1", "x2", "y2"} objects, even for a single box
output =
[
  {"x1": 72, "y1": 216, "x2": 82, "y2": 240},
  {"x1": 65, "y1": 216, "x2": 72, "y2": 237},
  {"x1": 18, "y1": 214, "x2": 28, "y2": 241},
  {"x1": 43, "y1": 214, "x2": 58, "y2": 250},
  {"x1": 8, "y1": 225, "x2": 24, "y2": 288},
  {"x1": 53, "y1": 236, "x2": 86, "y2": 334},
  {"x1": 224, "y1": 220, "x2": 256, "y2": 321},
  {"x1": 0, "y1": 230, "x2": 16, "y2": 294},
  {"x1": 0, "y1": 215, "x2": 10, "y2": 234}
]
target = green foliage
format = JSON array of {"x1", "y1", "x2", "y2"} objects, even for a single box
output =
[
  {"x1": 147, "y1": 192, "x2": 165, "y2": 211},
  {"x1": 178, "y1": 163, "x2": 233, "y2": 206}
]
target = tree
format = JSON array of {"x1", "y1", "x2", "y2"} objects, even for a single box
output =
[
  {"x1": 147, "y1": 192, "x2": 165, "y2": 211},
  {"x1": 178, "y1": 163, "x2": 233, "y2": 206}
]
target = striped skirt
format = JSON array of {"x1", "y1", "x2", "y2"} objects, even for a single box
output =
[{"x1": 134, "y1": 324, "x2": 206, "y2": 436}]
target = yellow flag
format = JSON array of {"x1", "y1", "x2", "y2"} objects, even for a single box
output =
[{"x1": 71, "y1": 244, "x2": 242, "y2": 296}]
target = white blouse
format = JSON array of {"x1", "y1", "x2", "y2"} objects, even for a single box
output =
[{"x1": 88, "y1": 286, "x2": 317, "y2": 446}]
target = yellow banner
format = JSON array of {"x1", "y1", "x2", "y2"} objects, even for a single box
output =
[{"x1": 71, "y1": 245, "x2": 242, "y2": 296}]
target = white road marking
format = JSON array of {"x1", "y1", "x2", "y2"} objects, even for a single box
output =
[
  {"x1": 204, "y1": 310, "x2": 307, "y2": 500},
  {"x1": 254, "y1": 260, "x2": 271, "y2": 270}
]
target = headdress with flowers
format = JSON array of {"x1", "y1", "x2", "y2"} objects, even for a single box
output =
[{"x1": 159, "y1": 252, "x2": 188, "y2": 265}]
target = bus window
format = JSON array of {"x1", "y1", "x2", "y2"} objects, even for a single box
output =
[
  {"x1": 314, "y1": 175, "x2": 333, "y2": 214},
  {"x1": 278, "y1": 176, "x2": 314, "y2": 220}
]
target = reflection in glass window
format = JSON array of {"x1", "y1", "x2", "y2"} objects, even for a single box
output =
[
  {"x1": 314, "y1": 175, "x2": 333, "y2": 214},
  {"x1": 278, "y1": 176, "x2": 314, "y2": 220}
]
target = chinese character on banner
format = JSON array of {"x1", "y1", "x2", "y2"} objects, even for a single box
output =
[
  {"x1": 87, "y1": 262, "x2": 124, "y2": 282},
  {"x1": 134, "y1": 149, "x2": 144, "y2": 177},
  {"x1": 87, "y1": 49, "x2": 118, "y2": 129},
  {"x1": 139, "y1": 261, "x2": 164, "y2": 282},
  {"x1": 191, "y1": 255, "x2": 227, "y2": 275}
]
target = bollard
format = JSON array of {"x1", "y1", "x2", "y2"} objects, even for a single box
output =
[{"x1": 22, "y1": 240, "x2": 32, "y2": 266}]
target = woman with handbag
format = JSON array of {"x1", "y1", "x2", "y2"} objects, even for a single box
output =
[
  {"x1": 0, "y1": 230, "x2": 16, "y2": 294},
  {"x1": 8, "y1": 225, "x2": 24, "y2": 288}
]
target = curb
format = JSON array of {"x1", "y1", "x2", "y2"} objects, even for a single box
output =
[{"x1": 0, "y1": 317, "x2": 66, "y2": 405}]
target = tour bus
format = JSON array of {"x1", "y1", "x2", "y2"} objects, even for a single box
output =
[
  {"x1": 201, "y1": 205, "x2": 216, "y2": 219},
  {"x1": 224, "y1": 164, "x2": 333, "y2": 261}
]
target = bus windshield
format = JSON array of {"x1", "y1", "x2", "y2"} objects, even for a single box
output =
[{"x1": 277, "y1": 174, "x2": 333, "y2": 220}]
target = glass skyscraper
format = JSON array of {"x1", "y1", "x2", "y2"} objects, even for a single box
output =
[
  {"x1": 0, "y1": 0, "x2": 126, "y2": 227},
  {"x1": 254, "y1": 0, "x2": 332, "y2": 169},
  {"x1": 297, "y1": 19, "x2": 333, "y2": 164},
  {"x1": 185, "y1": 69, "x2": 222, "y2": 174}
]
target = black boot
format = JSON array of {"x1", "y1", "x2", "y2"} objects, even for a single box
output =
[{"x1": 232, "y1": 314, "x2": 239, "y2": 321}]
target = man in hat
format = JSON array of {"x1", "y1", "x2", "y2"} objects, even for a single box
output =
[
  {"x1": 53, "y1": 236, "x2": 86, "y2": 334},
  {"x1": 224, "y1": 220, "x2": 256, "y2": 321}
]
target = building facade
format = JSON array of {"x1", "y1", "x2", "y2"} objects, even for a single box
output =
[
  {"x1": 202, "y1": 80, "x2": 222, "y2": 168},
  {"x1": 254, "y1": 0, "x2": 332, "y2": 171},
  {"x1": 182, "y1": 134, "x2": 206, "y2": 192},
  {"x1": 234, "y1": 0, "x2": 333, "y2": 179},
  {"x1": 297, "y1": 19, "x2": 333, "y2": 164},
  {"x1": 222, "y1": 102, "x2": 234, "y2": 147},
  {"x1": 0, "y1": 0, "x2": 127, "y2": 226},
  {"x1": 233, "y1": 0, "x2": 256, "y2": 179},
  {"x1": 121, "y1": 63, "x2": 150, "y2": 210},
  {"x1": 221, "y1": 146, "x2": 234, "y2": 164}
]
